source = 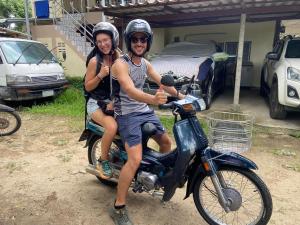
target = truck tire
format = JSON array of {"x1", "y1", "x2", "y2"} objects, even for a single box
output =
[{"x1": 269, "y1": 81, "x2": 287, "y2": 119}]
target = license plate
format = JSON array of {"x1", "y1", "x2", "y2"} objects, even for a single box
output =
[{"x1": 42, "y1": 90, "x2": 54, "y2": 97}]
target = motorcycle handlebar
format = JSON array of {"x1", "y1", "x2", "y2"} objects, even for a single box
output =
[{"x1": 158, "y1": 102, "x2": 174, "y2": 110}]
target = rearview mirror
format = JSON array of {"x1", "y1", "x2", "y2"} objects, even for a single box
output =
[{"x1": 266, "y1": 52, "x2": 278, "y2": 60}]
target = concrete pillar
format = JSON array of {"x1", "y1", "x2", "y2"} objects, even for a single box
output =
[{"x1": 233, "y1": 13, "x2": 246, "y2": 106}]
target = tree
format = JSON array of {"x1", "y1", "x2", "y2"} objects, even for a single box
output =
[{"x1": 0, "y1": 0, "x2": 32, "y2": 19}]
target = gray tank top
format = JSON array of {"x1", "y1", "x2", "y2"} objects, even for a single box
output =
[{"x1": 112, "y1": 55, "x2": 150, "y2": 116}]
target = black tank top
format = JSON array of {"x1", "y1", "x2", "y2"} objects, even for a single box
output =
[{"x1": 89, "y1": 55, "x2": 111, "y2": 101}]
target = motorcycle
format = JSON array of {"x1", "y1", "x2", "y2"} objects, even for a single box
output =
[
  {"x1": 80, "y1": 75, "x2": 273, "y2": 225},
  {"x1": 0, "y1": 103, "x2": 22, "y2": 136}
]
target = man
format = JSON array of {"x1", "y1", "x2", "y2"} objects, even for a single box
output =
[{"x1": 110, "y1": 19, "x2": 184, "y2": 225}]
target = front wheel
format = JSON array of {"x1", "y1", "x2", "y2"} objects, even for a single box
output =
[
  {"x1": 269, "y1": 81, "x2": 287, "y2": 119},
  {"x1": 0, "y1": 110, "x2": 21, "y2": 136},
  {"x1": 193, "y1": 166, "x2": 272, "y2": 225}
]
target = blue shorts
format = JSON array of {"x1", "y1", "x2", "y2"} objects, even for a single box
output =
[
  {"x1": 87, "y1": 98, "x2": 99, "y2": 116},
  {"x1": 116, "y1": 110, "x2": 165, "y2": 148}
]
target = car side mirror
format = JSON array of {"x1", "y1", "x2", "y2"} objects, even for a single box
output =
[{"x1": 266, "y1": 52, "x2": 279, "y2": 60}]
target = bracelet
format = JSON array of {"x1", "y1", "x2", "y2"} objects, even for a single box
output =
[{"x1": 96, "y1": 74, "x2": 102, "y2": 81}]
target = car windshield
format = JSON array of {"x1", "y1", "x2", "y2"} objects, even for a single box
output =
[
  {"x1": 0, "y1": 41, "x2": 57, "y2": 64},
  {"x1": 160, "y1": 41, "x2": 216, "y2": 57},
  {"x1": 285, "y1": 40, "x2": 300, "y2": 58}
]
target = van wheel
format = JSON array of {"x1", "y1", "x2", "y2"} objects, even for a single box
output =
[{"x1": 269, "y1": 81, "x2": 287, "y2": 119}]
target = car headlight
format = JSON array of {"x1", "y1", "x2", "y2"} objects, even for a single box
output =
[
  {"x1": 287, "y1": 67, "x2": 300, "y2": 82},
  {"x1": 6, "y1": 74, "x2": 32, "y2": 84},
  {"x1": 57, "y1": 73, "x2": 65, "y2": 80}
]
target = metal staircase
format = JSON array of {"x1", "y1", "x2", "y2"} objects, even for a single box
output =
[{"x1": 51, "y1": 0, "x2": 94, "y2": 57}]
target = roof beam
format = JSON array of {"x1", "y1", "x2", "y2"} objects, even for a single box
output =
[{"x1": 126, "y1": 5, "x2": 300, "y2": 22}]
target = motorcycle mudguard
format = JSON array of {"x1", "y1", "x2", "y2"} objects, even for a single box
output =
[
  {"x1": 184, "y1": 149, "x2": 258, "y2": 199},
  {"x1": 0, "y1": 104, "x2": 15, "y2": 112},
  {"x1": 80, "y1": 121, "x2": 104, "y2": 147}
]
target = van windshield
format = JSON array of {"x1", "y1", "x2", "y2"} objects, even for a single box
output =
[
  {"x1": 285, "y1": 40, "x2": 300, "y2": 58},
  {"x1": 0, "y1": 41, "x2": 58, "y2": 64}
]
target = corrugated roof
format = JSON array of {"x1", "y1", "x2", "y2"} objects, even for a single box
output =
[{"x1": 95, "y1": 0, "x2": 300, "y2": 27}]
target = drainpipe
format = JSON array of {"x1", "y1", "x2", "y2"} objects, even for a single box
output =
[
  {"x1": 24, "y1": 0, "x2": 31, "y2": 39},
  {"x1": 101, "y1": 12, "x2": 106, "y2": 22},
  {"x1": 233, "y1": 13, "x2": 246, "y2": 107}
]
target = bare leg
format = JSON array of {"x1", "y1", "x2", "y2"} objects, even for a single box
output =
[
  {"x1": 152, "y1": 133, "x2": 172, "y2": 153},
  {"x1": 91, "y1": 109, "x2": 117, "y2": 160},
  {"x1": 115, "y1": 143, "x2": 142, "y2": 206}
]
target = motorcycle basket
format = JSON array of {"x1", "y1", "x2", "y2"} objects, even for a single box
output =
[{"x1": 207, "y1": 111, "x2": 254, "y2": 154}]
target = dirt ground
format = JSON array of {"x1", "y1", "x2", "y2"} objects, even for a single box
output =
[{"x1": 0, "y1": 113, "x2": 300, "y2": 225}]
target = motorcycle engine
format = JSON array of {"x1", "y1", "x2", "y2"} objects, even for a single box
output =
[{"x1": 137, "y1": 171, "x2": 158, "y2": 191}]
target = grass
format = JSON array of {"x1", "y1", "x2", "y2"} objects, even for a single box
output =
[
  {"x1": 289, "y1": 131, "x2": 300, "y2": 139},
  {"x1": 24, "y1": 76, "x2": 85, "y2": 118}
]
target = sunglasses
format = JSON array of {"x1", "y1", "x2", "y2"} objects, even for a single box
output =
[{"x1": 131, "y1": 36, "x2": 148, "y2": 44}]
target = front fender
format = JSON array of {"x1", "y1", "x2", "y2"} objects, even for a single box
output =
[
  {"x1": 208, "y1": 149, "x2": 258, "y2": 170},
  {"x1": 184, "y1": 149, "x2": 257, "y2": 200},
  {"x1": 0, "y1": 104, "x2": 15, "y2": 112}
]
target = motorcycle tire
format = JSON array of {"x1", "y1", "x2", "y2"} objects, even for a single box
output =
[
  {"x1": 88, "y1": 135, "x2": 118, "y2": 187},
  {"x1": 0, "y1": 110, "x2": 21, "y2": 136},
  {"x1": 193, "y1": 166, "x2": 272, "y2": 225}
]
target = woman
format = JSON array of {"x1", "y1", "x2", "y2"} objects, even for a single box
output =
[{"x1": 85, "y1": 22, "x2": 120, "y2": 179}]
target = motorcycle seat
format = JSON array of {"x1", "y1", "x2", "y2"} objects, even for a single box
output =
[{"x1": 141, "y1": 122, "x2": 157, "y2": 137}]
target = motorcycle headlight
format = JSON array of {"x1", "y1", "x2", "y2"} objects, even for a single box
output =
[
  {"x1": 57, "y1": 73, "x2": 65, "y2": 80},
  {"x1": 287, "y1": 67, "x2": 300, "y2": 82},
  {"x1": 6, "y1": 74, "x2": 32, "y2": 84}
]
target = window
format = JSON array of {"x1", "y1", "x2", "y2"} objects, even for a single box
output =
[
  {"x1": 0, "y1": 41, "x2": 57, "y2": 64},
  {"x1": 223, "y1": 41, "x2": 252, "y2": 62},
  {"x1": 285, "y1": 40, "x2": 300, "y2": 58},
  {"x1": 218, "y1": 41, "x2": 252, "y2": 62}
]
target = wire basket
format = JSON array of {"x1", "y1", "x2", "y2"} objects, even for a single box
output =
[{"x1": 207, "y1": 111, "x2": 254, "y2": 154}]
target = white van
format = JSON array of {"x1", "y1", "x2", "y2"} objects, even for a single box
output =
[{"x1": 0, "y1": 38, "x2": 68, "y2": 101}]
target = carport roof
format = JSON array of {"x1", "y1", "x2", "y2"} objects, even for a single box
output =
[{"x1": 97, "y1": 0, "x2": 300, "y2": 27}]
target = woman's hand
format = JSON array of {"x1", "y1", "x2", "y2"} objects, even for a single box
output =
[
  {"x1": 98, "y1": 65, "x2": 110, "y2": 79},
  {"x1": 106, "y1": 102, "x2": 114, "y2": 111}
]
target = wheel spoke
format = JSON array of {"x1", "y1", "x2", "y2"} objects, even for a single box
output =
[{"x1": 195, "y1": 168, "x2": 269, "y2": 225}]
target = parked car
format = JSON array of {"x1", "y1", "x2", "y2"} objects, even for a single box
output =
[
  {"x1": 0, "y1": 38, "x2": 68, "y2": 101},
  {"x1": 260, "y1": 35, "x2": 300, "y2": 119},
  {"x1": 144, "y1": 41, "x2": 228, "y2": 108}
]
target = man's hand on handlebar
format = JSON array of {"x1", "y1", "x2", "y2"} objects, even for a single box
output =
[{"x1": 154, "y1": 88, "x2": 168, "y2": 105}]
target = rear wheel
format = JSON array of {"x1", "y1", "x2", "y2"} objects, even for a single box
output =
[
  {"x1": 193, "y1": 166, "x2": 272, "y2": 225},
  {"x1": 88, "y1": 136, "x2": 118, "y2": 186},
  {"x1": 269, "y1": 81, "x2": 287, "y2": 119}
]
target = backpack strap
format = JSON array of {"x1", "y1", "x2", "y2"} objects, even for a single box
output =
[{"x1": 95, "y1": 53, "x2": 102, "y2": 75}]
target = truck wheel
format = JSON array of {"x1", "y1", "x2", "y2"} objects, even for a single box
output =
[{"x1": 269, "y1": 81, "x2": 287, "y2": 119}]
